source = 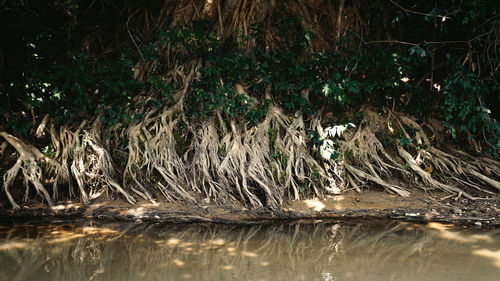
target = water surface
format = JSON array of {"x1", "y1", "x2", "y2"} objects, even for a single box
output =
[{"x1": 0, "y1": 220, "x2": 499, "y2": 281}]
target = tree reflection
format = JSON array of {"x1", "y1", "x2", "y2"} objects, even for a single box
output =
[{"x1": 0, "y1": 221, "x2": 499, "y2": 281}]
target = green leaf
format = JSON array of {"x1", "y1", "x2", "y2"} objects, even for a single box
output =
[
  {"x1": 322, "y1": 83, "x2": 332, "y2": 97},
  {"x1": 399, "y1": 138, "x2": 413, "y2": 148}
]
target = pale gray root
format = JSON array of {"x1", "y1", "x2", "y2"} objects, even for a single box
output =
[
  {"x1": 0, "y1": 141, "x2": 7, "y2": 157},
  {"x1": 57, "y1": 121, "x2": 93, "y2": 204},
  {"x1": 217, "y1": 120, "x2": 264, "y2": 207},
  {"x1": 0, "y1": 131, "x2": 56, "y2": 208},
  {"x1": 105, "y1": 60, "x2": 327, "y2": 207},
  {"x1": 123, "y1": 60, "x2": 200, "y2": 203},
  {"x1": 437, "y1": 149, "x2": 500, "y2": 193},
  {"x1": 213, "y1": 85, "x2": 329, "y2": 206},
  {"x1": 477, "y1": 157, "x2": 500, "y2": 177},
  {"x1": 187, "y1": 118, "x2": 236, "y2": 204},
  {"x1": 335, "y1": 113, "x2": 410, "y2": 196},
  {"x1": 342, "y1": 124, "x2": 408, "y2": 177},
  {"x1": 449, "y1": 151, "x2": 500, "y2": 192},
  {"x1": 2, "y1": 158, "x2": 22, "y2": 209},
  {"x1": 21, "y1": 161, "x2": 53, "y2": 205},
  {"x1": 70, "y1": 155, "x2": 89, "y2": 204},
  {"x1": 51, "y1": 119, "x2": 140, "y2": 205},
  {"x1": 55, "y1": 122, "x2": 88, "y2": 200},
  {"x1": 84, "y1": 131, "x2": 136, "y2": 204},
  {"x1": 451, "y1": 176, "x2": 497, "y2": 195},
  {"x1": 279, "y1": 111, "x2": 329, "y2": 198},
  {"x1": 466, "y1": 168, "x2": 500, "y2": 192},
  {"x1": 48, "y1": 124, "x2": 74, "y2": 199},
  {"x1": 345, "y1": 164, "x2": 410, "y2": 197},
  {"x1": 397, "y1": 114, "x2": 500, "y2": 196},
  {"x1": 397, "y1": 145, "x2": 476, "y2": 199},
  {"x1": 346, "y1": 174, "x2": 362, "y2": 193},
  {"x1": 35, "y1": 114, "x2": 50, "y2": 138},
  {"x1": 242, "y1": 109, "x2": 285, "y2": 207},
  {"x1": 245, "y1": 117, "x2": 283, "y2": 207},
  {"x1": 397, "y1": 115, "x2": 430, "y2": 146},
  {"x1": 340, "y1": 110, "x2": 500, "y2": 199},
  {"x1": 122, "y1": 123, "x2": 155, "y2": 203},
  {"x1": 143, "y1": 103, "x2": 195, "y2": 203},
  {"x1": 215, "y1": 105, "x2": 330, "y2": 208},
  {"x1": 69, "y1": 132, "x2": 102, "y2": 204},
  {"x1": 341, "y1": 127, "x2": 411, "y2": 197}
]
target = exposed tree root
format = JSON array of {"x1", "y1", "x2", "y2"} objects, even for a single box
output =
[
  {"x1": 123, "y1": 63, "x2": 331, "y2": 209},
  {"x1": 0, "y1": 132, "x2": 56, "y2": 209},
  {"x1": 2, "y1": 104, "x2": 499, "y2": 209},
  {"x1": 2, "y1": 102, "x2": 499, "y2": 210},
  {"x1": 187, "y1": 118, "x2": 229, "y2": 203},
  {"x1": 216, "y1": 119, "x2": 267, "y2": 207},
  {"x1": 2, "y1": 83, "x2": 499, "y2": 210},
  {"x1": 309, "y1": 108, "x2": 500, "y2": 200},
  {"x1": 397, "y1": 146, "x2": 475, "y2": 199},
  {"x1": 278, "y1": 110, "x2": 329, "y2": 199},
  {"x1": 214, "y1": 105, "x2": 330, "y2": 208},
  {"x1": 393, "y1": 113, "x2": 500, "y2": 198},
  {"x1": 332, "y1": 111, "x2": 411, "y2": 197},
  {"x1": 124, "y1": 63, "x2": 199, "y2": 204}
]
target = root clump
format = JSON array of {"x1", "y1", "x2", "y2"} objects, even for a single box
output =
[{"x1": 3, "y1": 96, "x2": 498, "y2": 210}]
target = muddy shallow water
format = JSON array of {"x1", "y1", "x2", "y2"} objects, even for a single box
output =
[{"x1": 0, "y1": 220, "x2": 499, "y2": 281}]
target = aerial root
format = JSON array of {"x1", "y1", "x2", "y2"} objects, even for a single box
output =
[
  {"x1": 123, "y1": 124, "x2": 155, "y2": 203},
  {"x1": 280, "y1": 111, "x2": 329, "y2": 198},
  {"x1": 345, "y1": 164, "x2": 410, "y2": 197},
  {"x1": 183, "y1": 104, "x2": 331, "y2": 208},
  {"x1": 1, "y1": 118, "x2": 147, "y2": 208},
  {"x1": 3, "y1": 79, "x2": 498, "y2": 209},
  {"x1": 333, "y1": 113, "x2": 410, "y2": 196},
  {"x1": 330, "y1": 109, "x2": 499, "y2": 199},
  {"x1": 0, "y1": 131, "x2": 56, "y2": 209},
  {"x1": 427, "y1": 148, "x2": 500, "y2": 193},
  {"x1": 123, "y1": 60, "x2": 200, "y2": 204},
  {"x1": 84, "y1": 132, "x2": 136, "y2": 204},
  {"x1": 125, "y1": 108, "x2": 195, "y2": 203},
  {"x1": 125, "y1": 59, "x2": 331, "y2": 208},
  {"x1": 393, "y1": 113, "x2": 499, "y2": 198},
  {"x1": 397, "y1": 146, "x2": 475, "y2": 199},
  {"x1": 331, "y1": 109, "x2": 498, "y2": 199},
  {"x1": 217, "y1": 119, "x2": 264, "y2": 207},
  {"x1": 187, "y1": 118, "x2": 235, "y2": 204}
]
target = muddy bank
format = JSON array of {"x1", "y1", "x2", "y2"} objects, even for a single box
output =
[{"x1": 0, "y1": 190, "x2": 499, "y2": 227}]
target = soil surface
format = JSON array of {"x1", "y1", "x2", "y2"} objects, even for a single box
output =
[{"x1": 0, "y1": 190, "x2": 499, "y2": 227}]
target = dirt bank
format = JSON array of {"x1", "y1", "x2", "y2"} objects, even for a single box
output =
[{"x1": 1, "y1": 190, "x2": 498, "y2": 227}]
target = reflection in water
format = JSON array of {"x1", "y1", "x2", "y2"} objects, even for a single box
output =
[{"x1": 0, "y1": 221, "x2": 499, "y2": 281}]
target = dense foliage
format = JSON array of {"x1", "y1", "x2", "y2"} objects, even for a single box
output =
[{"x1": 1, "y1": 0, "x2": 498, "y2": 155}]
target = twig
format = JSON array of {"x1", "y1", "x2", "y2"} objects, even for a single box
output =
[
  {"x1": 217, "y1": 0, "x2": 224, "y2": 38},
  {"x1": 363, "y1": 40, "x2": 418, "y2": 46},
  {"x1": 127, "y1": 10, "x2": 144, "y2": 60},
  {"x1": 389, "y1": 0, "x2": 460, "y2": 20},
  {"x1": 335, "y1": 0, "x2": 345, "y2": 51}
]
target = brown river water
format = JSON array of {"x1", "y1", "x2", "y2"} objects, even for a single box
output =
[{"x1": 0, "y1": 220, "x2": 499, "y2": 281}]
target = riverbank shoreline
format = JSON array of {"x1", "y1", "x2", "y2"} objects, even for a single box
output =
[{"x1": 1, "y1": 190, "x2": 499, "y2": 227}]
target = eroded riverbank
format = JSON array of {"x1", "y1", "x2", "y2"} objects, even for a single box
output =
[{"x1": 1, "y1": 190, "x2": 499, "y2": 227}]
